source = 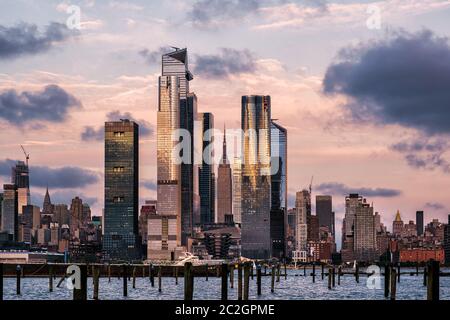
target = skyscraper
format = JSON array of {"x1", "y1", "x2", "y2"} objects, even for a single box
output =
[
  {"x1": 316, "y1": 195, "x2": 333, "y2": 234},
  {"x1": 393, "y1": 210, "x2": 404, "y2": 236},
  {"x1": 354, "y1": 199, "x2": 376, "y2": 262},
  {"x1": 1, "y1": 184, "x2": 18, "y2": 241},
  {"x1": 43, "y1": 187, "x2": 53, "y2": 215},
  {"x1": 217, "y1": 127, "x2": 232, "y2": 223},
  {"x1": 12, "y1": 161, "x2": 30, "y2": 215},
  {"x1": 232, "y1": 157, "x2": 242, "y2": 225},
  {"x1": 342, "y1": 194, "x2": 361, "y2": 262},
  {"x1": 241, "y1": 95, "x2": 272, "y2": 259},
  {"x1": 294, "y1": 190, "x2": 310, "y2": 261},
  {"x1": 104, "y1": 119, "x2": 140, "y2": 261},
  {"x1": 270, "y1": 120, "x2": 287, "y2": 258},
  {"x1": 199, "y1": 112, "x2": 215, "y2": 225},
  {"x1": 416, "y1": 211, "x2": 424, "y2": 236},
  {"x1": 70, "y1": 196, "x2": 83, "y2": 237}
]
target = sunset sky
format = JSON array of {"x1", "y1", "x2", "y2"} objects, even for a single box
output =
[{"x1": 1, "y1": 0, "x2": 450, "y2": 247}]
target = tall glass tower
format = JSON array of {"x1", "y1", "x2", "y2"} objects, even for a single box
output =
[
  {"x1": 12, "y1": 161, "x2": 30, "y2": 215},
  {"x1": 241, "y1": 95, "x2": 272, "y2": 259},
  {"x1": 199, "y1": 112, "x2": 215, "y2": 225},
  {"x1": 104, "y1": 119, "x2": 140, "y2": 261}
]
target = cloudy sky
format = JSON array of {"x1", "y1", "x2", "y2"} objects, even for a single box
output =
[{"x1": 1, "y1": 0, "x2": 450, "y2": 247}]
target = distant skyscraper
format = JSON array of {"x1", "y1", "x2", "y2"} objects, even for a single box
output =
[
  {"x1": 316, "y1": 195, "x2": 333, "y2": 234},
  {"x1": 295, "y1": 190, "x2": 310, "y2": 253},
  {"x1": 104, "y1": 119, "x2": 140, "y2": 261},
  {"x1": 353, "y1": 199, "x2": 376, "y2": 261},
  {"x1": 416, "y1": 211, "x2": 424, "y2": 236},
  {"x1": 22, "y1": 204, "x2": 39, "y2": 243},
  {"x1": 70, "y1": 197, "x2": 83, "y2": 237},
  {"x1": 42, "y1": 187, "x2": 53, "y2": 215},
  {"x1": 241, "y1": 95, "x2": 272, "y2": 259},
  {"x1": 199, "y1": 112, "x2": 215, "y2": 225},
  {"x1": 444, "y1": 214, "x2": 450, "y2": 265},
  {"x1": 54, "y1": 204, "x2": 70, "y2": 226},
  {"x1": 217, "y1": 127, "x2": 232, "y2": 223},
  {"x1": 342, "y1": 194, "x2": 361, "y2": 262},
  {"x1": 270, "y1": 120, "x2": 287, "y2": 258},
  {"x1": 232, "y1": 157, "x2": 242, "y2": 224},
  {"x1": 1, "y1": 184, "x2": 18, "y2": 241},
  {"x1": 393, "y1": 210, "x2": 404, "y2": 236},
  {"x1": 12, "y1": 161, "x2": 30, "y2": 215}
]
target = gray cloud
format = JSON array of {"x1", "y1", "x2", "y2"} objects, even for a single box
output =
[
  {"x1": 0, "y1": 85, "x2": 82, "y2": 125},
  {"x1": 194, "y1": 48, "x2": 256, "y2": 79},
  {"x1": 0, "y1": 159, "x2": 99, "y2": 189},
  {"x1": 80, "y1": 110, "x2": 154, "y2": 141},
  {"x1": 316, "y1": 182, "x2": 401, "y2": 198},
  {"x1": 81, "y1": 126, "x2": 104, "y2": 141},
  {"x1": 425, "y1": 202, "x2": 446, "y2": 211},
  {"x1": 0, "y1": 22, "x2": 74, "y2": 59},
  {"x1": 139, "y1": 46, "x2": 172, "y2": 65},
  {"x1": 323, "y1": 30, "x2": 450, "y2": 136},
  {"x1": 391, "y1": 137, "x2": 450, "y2": 173},
  {"x1": 188, "y1": 0, "x2": 260, "y2": 29}
]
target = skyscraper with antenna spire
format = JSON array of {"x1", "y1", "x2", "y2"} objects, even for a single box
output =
[{"x1": 217, "y1": 125, "x2": 232, "y2": 223}]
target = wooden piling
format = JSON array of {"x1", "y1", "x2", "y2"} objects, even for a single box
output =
[
  {"x1": 304, "y1": 265, "x2": 306, "y2": 277},
  {"x1": 338, "y1": 266, "x2": 341, "y2": 286},
  {"x1": 184, "y1": 262, "x2": 194, "y2": 300},
  {"x1": 158, "y1": 266, "x2": 162, "y2": 293},
  {"x1": 257, "y1": 265, "x2": 262, "y2": 296},
  {"x1": 427, "y1": 260, "x2": 440, "y2": 301},
  {"x1": 175, "y1": 266, "x2": 178, "y2": 285},
  {"x1": 284, "y1": 261, "x2": 287, "y2": 280},
  {"x1": 328, "y1": 268, "x2": 332, "y2": 290},
  {"x1": 416, "y1": 263, "x2": 419, "y2": 276},
  {"x1": 93, "y1": 267, "x2": 100, "y2": 300},
  {"x1": 230, "y1": 265, "x2": 234, "y2": 289},
  {"x1": 390, "y1": 268, "x2": 397, "y2": 301},
  {"x1": 49, "y1": 265, "x2": 54, "y2": 292},
  {"x1": 384, "y1": 264, "x2": 390, "y2": 298},
  {"x1": 205, "y1": 264, "x2": 209, "y2": 282},
  {"x1": 250, "y1": 264, "x2": 254, "y2": 280},
  {"x1": 276, "y1": 264, "x2": 281, "y2": 283},
  {"x1": 321, "y1": 263, "x2": 324, "y2": 280},
  {"x1": 150, "y1": 264, "x2": 155, "y2": 287},
  {"x1": 397, "y1": 264, "x2": 401, "y2": 283},
  {"x1": 271, "y1": 266, "x2": 275, "y2": 293},
  {"x1": 16, "y1": 265, "x2": 21, "y2": 295},
  {"x1": 355, "y1": 263, "x2": 359, "y2": 283},
  {"x1": 122, "y1": 264, "x2": 128, "y2": 297},
  {"x1": 74, "y1": 264, "x2": 87, "y2": 301},
  {"x1": 332, "y1": 267, "x2": 336, "y2": 287},
  {"x1": 312, "y1": 263, "x2": 316, "y2": 283},
  {"x1": 108, "y1": 264, "x2": 111, "y2": 283},
  {"x1": 243, "y1": 263, "x2": 250, "y2": 300},
  {"x1": 132, "y1": 267, "x2": 136, "y2": 289},
  {"x1": 423, "y1": 266, "x2": 427, "y2": 287},
  {"x1": 238, "y1": 263, "x2": 243, "y2": 301},
  {"x1": 221, "y1": 263, "x2": 228, "y2": 300}
]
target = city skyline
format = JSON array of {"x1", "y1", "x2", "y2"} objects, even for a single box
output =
[{"x1": 1, "y1": 1, "x2": 450, "y2": 251}]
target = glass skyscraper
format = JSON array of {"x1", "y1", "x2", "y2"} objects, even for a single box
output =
[
  {"x1": 199, "y1": 112, "x2": 215, "y2": 225},
  {"x1": 1, "y1": 184, "x2": 18, "y2": 241},
  {"x1": 103, "y1": 119, "x2": 140, "y2": 261},
  {"x1": 12, "y1": 161, "x2": 30, "y2": 215},
  {"x1": 241, "y1": 95, "x2": 272, "y2": 259}
]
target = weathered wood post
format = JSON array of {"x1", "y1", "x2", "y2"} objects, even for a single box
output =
[
  {"x1": 122, "y1": 264, "x2": 128, "y2": 297},
  {"x1": 355, "y1": 263, "x2": 359, "y2": 283},
  {"x1": 243, "y1": 262, "x2": 250, "y2": 300},
  {"x1": 321, "y1": 263, "x2": 324, "y2": 280},
  {"x1": 250, "y1": 263, "x2": 254, "y2": 280},
  {"x1": 49, "y1": 265, "x2": 54, "y2": 292},
  {"x1": 276, "y1": 264, "x2": 281, "y2": 283},
  {"x1": 271, "y1": 266, "x2": 276, "y2": 293},
  {"x1": 332, "y1": 267, "x2": 336, "y2": 287},
  {"x1": 184, "y1": 262, "x2": 193, "y2": 301},
  {"x1": 427, "y1": 260, "x2": 440, "y2": 301},
  {"x1": 384, "y1": 264, "x2": 390, "y2": 298},
  {"x1": 230, "y1": 265, "x2": 234, "y2": 289},
  {"x1": 16, "y1": 265, "x2": 21, "y2": 295},
  {"x1": 284, "y1": 261, "x2": 287, "y2": 280},
  {"x1": 150, "y1": 264, "x2": 155, "y2": 287},
  {"x1": 312, "y1": 263, "x2": 316, "y2": 283},
  {"x1": 108, "y1": 264, "x2": 111, "y2": 283},
  {"x1": 221, "y1": 263, "x2": 228, "y2": 301},
  {"x1": 73, "y1": 264, "x2": 88, "y2": 301},
  {"x1": 416, "y1": 263, "x2": 419, "y2": 276},
  {"x1": 238, "y1": 263, "x2": 243, "y2": 300},
  {"x1": 0, "y1": 263, "x2": 3, "y2": 301},
  {"x1": 338, "y1": 266, "x2": 341, "y2": 286},
  {"x1": 143, "y1": 265, "x2": 145, "y2": 278},
  {"x1": 390, "y1": 267, "x2": 397, "y2": 301},
  {"x1": 423, "y1": 265, "x2": 427, "y2": 287},
  {"x1": 158, "y1": 266, "x2": 162, "y2": 293},
  {"x1": 304, "y1": 265, "x2": 306, "y2": 277},
  {"x1": 132, "y1": 267, "x2": 136, "y2": 289},
  {"x1": 175, "y1": 266, "x2": 178, "y2": 285},
  {"x1": 257, "y1": 265, "x2": 262, "y2": 296},
  {"x1": 397, "y1": 264, "x2": 401, "y2": 283},
  {"x1": 328, "y1": 268, "x2": 332, "y2": 290},
  {"x1": 93, "y1": 267, "x2": 100, "y2": 300},
  {"x1": 264, "y1": 264, "x2": 267, "y2": 276},
  {"x1": 205, "y1": 264, "x2": 209, "y2": 282}
]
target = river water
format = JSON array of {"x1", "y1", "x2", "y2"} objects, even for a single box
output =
[{"x1": 2, "y1": 268, "x2": 450, "y2": 300}]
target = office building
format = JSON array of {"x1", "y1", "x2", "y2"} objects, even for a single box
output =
[
  {"x1": 217, "y1": 127, "x2": 232, "y2": 223},
  {"x1": 1, "y1": 184, "x2": 18, "y2": 241},
  {"x1": 316, "y1": 195, "x2": 333, "y2": 234},
  {"x1": 353, "y1": 199, "x2": 377, "y2": 262},
  {"x1": 416, "y1": 211, "x2": 424, "y2": 236},
  {"x1": 104, "y1": 119, "x2": 140, "y2": 261},
  {"x1": 241, "y1": 95, "x2": 272, "y2": 259},
  {"x1": 199, "y1": 112, "x2": 215, "y2": 225},
  {"x1": 12, "y1": 161, "x2": 30, "y2": 215},
  {"x1": 232, "y1": 157, "x2": 242, "y2": 225}
]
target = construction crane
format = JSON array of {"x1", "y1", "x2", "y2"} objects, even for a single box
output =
[
  {"x1": 309, "y1": 175, "x2": 314, "y2": 195},
  {"x1": 20, "y1": 145, "x2": 30, "y2": 167}
]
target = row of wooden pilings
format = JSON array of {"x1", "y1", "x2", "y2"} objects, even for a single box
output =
[{"x1": 0, "y1": 261, "x2": 442, "y2": 301}]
